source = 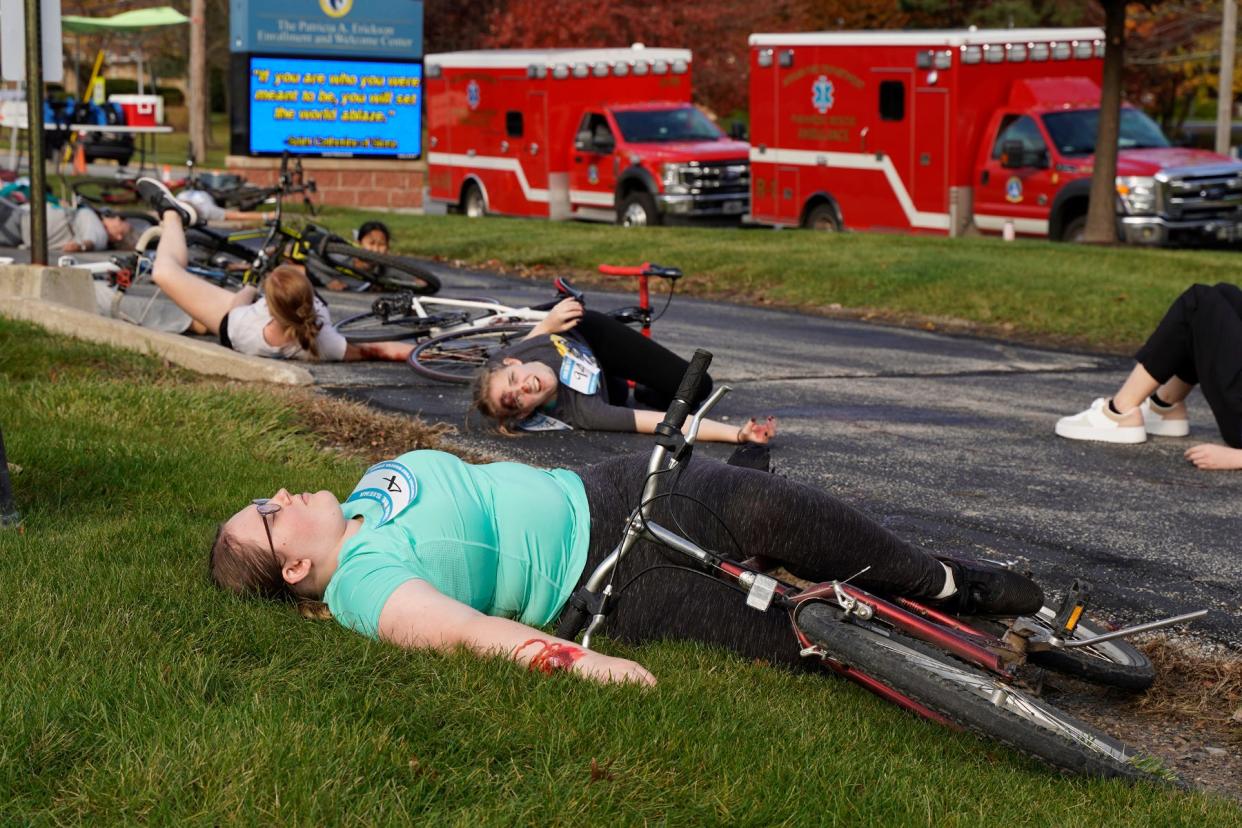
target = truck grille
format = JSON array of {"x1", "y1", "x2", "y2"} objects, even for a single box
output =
[
  {"x1": 1161, "y1": 166, "x2": 1242, "y2": 220},
  {"x1": 676, "y1": 161, "x2": 750, "y2": 195}
]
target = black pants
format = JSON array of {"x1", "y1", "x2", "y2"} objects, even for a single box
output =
[
  {"x1": 575, "y1": 310, "x2": 713, "y2": 408},
  {"x1": 1135, "y1": 283, "x2": 1242, "y2": 448},
  {"x1": 574, "y1": 455, "x2": 945, "y2": 668}
]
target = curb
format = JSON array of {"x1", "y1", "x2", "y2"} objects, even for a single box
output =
[{"x1": 0, "y1": 295, "x2": 314, "y2": 385}]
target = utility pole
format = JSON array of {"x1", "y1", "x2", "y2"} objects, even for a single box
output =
[
  {"x1": 188, "y1": 0, "x2": 208, "y2": 163},
  {"x1": 1217, "y1": 0, "x2": 1237, "y2": 157},
  {"x1": 22, "y1": 0, "x2": 47, "y2": 264}
]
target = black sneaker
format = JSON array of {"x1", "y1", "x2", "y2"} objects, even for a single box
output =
[
  {"x1": 938, "y1": 556, "x2": 1044, "y2": 616},
  {"x1": 136, "y1": 177, "x2": 199, "y2": 227}
]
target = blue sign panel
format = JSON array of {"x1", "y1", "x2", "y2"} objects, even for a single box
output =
[
  {"x1": 230, "y1": 0, "x2": 423, "y2": 59},
  {"x1": 248, "y1": 56, "x2": 422, "y2": 158}
]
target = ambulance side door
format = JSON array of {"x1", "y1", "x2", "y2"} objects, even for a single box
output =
[
  {"x1": 569, "y1": 112, "x2": 619, "y2": 215},
  {"x1": 973, "y1": 114, "x2": 1056, "y2": 234}
]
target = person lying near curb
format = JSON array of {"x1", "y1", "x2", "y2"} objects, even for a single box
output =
[
  {"x1": 137, "y1": 178, "x2": 412, "y2": 363},
  {"x1": 1056, "y1": 282, "x2": 1242, "y2": 470},
  {"x1": 210, "y1": 449, "x2": 1044, "y2": 684},
  {"x1": 0, "y1": 196, "x2": 135, "y2": 253},
  {"x1": 472, "y1": 297, "x2": 778, "y2": 444}
]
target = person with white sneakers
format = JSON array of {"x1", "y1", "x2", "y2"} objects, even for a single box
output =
[{"x1": 1056, "y1": 282, "x2": 1242, "y2": 470}]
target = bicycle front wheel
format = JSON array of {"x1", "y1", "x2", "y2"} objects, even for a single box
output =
[
  {"x1": 998, "y1": 606, "x2": 1155, "y2": 691},
  {"x1": 318, "y1": 244, "x2": 441, "y2": 294},
  {"x1": 408, "y1": 324, "x2": 532, "y2": 383},
  {"x1": 795, "y1": 601, "x2": 1171, "y2": 783}
]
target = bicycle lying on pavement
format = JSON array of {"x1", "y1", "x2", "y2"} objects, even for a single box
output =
[
  {"x1": 70, "y1": 151, "x2": 319, "y2": 216},
  {"x1": 374, "y1": 262, "x2": 683, "y2": 383},
  {"x1": 554, "y1": 349, "x2": 1208, "y2": 782}
]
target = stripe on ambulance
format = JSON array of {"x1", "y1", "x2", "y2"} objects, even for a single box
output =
[
  {"x1": 428, "y1": 152, "x2": 550, "y2": 203},
  {"x1": 749, "y1": 147, "x2": 950, "y2": 231},
  {"x1": 974, "y1": 214, "x2": 1050, "y2": 234},
  {"x1": 427, "y1": 152, "x2": 617, "y2": 208}
]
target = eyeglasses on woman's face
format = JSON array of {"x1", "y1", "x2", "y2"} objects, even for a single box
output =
[{"x1": 253, "y1": 498, "x2": 281, "y2": 559}]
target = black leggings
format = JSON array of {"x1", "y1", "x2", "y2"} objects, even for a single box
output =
[
  {"x1": 575, "y1": 310, "x2": 713, "y2": 408},
  {"x1": 574, "y1": 455, "x2": 946, "y2": 668},
  {"x1": 1135, "y1": 282, "x2": 1242, "y2": 448}
]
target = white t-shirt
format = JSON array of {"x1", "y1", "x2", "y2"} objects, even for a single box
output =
[{"x1": 224, "y1": 296, "x2": 347, "y2": 361}]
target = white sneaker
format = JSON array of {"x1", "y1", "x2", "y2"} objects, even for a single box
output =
[
  {"x1": 1055, "y1": 398, "x2": 1146, "y2": 444},
  {"x1": 1140, "y1": 398, "x2": 1190, "y2": 437}
]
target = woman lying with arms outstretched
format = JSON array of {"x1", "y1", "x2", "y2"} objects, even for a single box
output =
[
  {"x1": 472, "y1": 298, "x2": 777, "y2": 444},
  {"x1": 210, "y1": 450, "x2": 1043, "y2": 684}
]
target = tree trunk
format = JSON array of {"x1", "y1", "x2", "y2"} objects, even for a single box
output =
[
  {"x1": 1084, "y1": 0, "x2": 1127, "y2": 244},
  {"x1": 1216, "y1": 0, "x2": 1237, "y2": 156},
  {"x1": 187, "y1": 0, "x2": 208, "y2": 164}
]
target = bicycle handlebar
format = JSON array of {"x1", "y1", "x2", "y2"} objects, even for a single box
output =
[
  {"x1": 598, "y1": 262, "x2": 682, "y2": 280},
  {"x1": 658, "y1": 349, "x2": 712, "y2": 437}
]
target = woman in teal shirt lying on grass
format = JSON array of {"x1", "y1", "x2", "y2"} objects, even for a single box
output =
[{"x1": 210, "y1": 450, "x2": 1043, "y2": 684}]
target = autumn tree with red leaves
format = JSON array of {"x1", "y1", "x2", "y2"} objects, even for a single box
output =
[{"x1": 478, "y1": 0, "x2": 802, "y2": 117}]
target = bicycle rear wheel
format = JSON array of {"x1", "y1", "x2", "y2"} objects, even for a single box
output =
[
  {"x1": 408, "y1": 324, "x2": 532, "y2": 383},
  {"x1": 336, "y1": 308, "x2": 473, "y2": 343},
  {"x1": 795, "y1": 601, "x2": 1171, "y2": 782},
  {"x1": 317, "y1": 244, "x2": 441, "y2": 294},
  {"x1": 73, "y1": 178, "x2": 141, "y2": 207}
]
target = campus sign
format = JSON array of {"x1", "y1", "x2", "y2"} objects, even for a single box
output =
[
  {"x1": 228, "y1": 0, "x2": 424, "y2": 158},
  {"x1": 229, "y1": 0, "x2": 423, "y2": 59}
]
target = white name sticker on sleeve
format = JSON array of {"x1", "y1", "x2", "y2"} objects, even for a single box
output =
[{"x1": 344, "y1": 460, "x2": 418, "y2": 525}]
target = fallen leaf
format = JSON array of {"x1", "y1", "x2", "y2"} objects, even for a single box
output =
[{"x1": 589, "y1": 757, "x2": 615, "y2": 783}]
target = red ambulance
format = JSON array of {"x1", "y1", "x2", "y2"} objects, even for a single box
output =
[
  {"x1": 425, "y1": 47, "x2": 750, "y2": 226},
  {"x1": 747, "y1": 28, "x2": 1242, "y2": 245}
]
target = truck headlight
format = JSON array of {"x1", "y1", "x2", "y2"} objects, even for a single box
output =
[
  {"x1": 1116, "y1": 176, "x2": 1157, "y2": 215},
  {"x1": 661, "y1": 162, "x2": 691, "y2": 194}
]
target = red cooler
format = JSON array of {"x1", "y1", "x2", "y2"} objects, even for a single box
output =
[{"x1": 107, "y1": 94, "x2": 164, "y2": 126}]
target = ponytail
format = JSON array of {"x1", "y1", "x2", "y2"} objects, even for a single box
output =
[{"x1": 264, "y1": 265, "x2": 322, "y2": 360}]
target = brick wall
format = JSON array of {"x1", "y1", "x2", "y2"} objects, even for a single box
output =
[{"x1": 225, "y1": 156, "x2": 425, "y2": 210}]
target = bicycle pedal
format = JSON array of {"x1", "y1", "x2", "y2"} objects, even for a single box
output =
[{"x1": 1051, "y1": 579, "x2": 1092, "y2": 638}]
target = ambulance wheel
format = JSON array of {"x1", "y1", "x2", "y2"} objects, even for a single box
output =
[
  {"x1": 618, "y1": 191, "x2": 661, "y2": 227},
  {"x1": 805, "y1": 203, "x2": 840, "y2": 232},
  {"x1": 1060, "y1": 216, "x2": 1087, "y2": 243},
  {"x1": 462, "y1": 183, "x2": 486, "y2": 218}
]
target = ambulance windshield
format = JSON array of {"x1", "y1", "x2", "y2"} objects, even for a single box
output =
[
  {"x1": 612, "y1": 106, "x2": 725, "y2": 143},
  {"x1": 1042, "y1": 108, "x2": 1170, "y2": 157}
]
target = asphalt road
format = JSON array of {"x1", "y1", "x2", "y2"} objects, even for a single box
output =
[{"x1": 306, "y1": 261, "x2": 1241, "y2": 649}]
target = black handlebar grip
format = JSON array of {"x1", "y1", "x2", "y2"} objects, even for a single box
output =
[
  {"x1": 555, "y1": 605, "x2": 588, "y2": 641},
  {"x1": 660, "y1": 349, "x2": 712, "y2": 433}
]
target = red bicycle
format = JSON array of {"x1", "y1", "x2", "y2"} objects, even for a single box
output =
[{"x1": 555, "y1": 350, "x2": 1206, "y2": 782}]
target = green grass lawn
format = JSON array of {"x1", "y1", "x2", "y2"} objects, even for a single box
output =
[
  {"x1": 317, "y1": 210, "x2": 1241, "y2": 354},
  {"x1": 1, "y1": 319, "x2": 1239, "y2": 824}
]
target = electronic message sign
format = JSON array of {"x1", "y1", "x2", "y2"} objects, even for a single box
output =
[
  {"x1": 245, "y1": 55, "x2": 422, "y2": 158},
  {"x1": 228, "y1": 0, "x2": 423, "y2": 158}
]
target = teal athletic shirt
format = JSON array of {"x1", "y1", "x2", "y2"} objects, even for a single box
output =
[{"x1": 324, "y1": 450, "x2": 591, "y2": 638}]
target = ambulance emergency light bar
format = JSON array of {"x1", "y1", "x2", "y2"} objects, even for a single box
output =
[
  {"x1": 751, "y1": 29, "x2": 1104, "y2": 68},
  {"x1": 246, "y1": 54, "x2": 422, "y2": 158},
  {"x1": 423, "y1": 46, "x2": 690, "y2": 81}
]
